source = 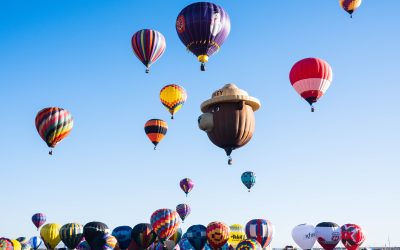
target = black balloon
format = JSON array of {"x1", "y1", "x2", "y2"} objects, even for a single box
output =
[{"x1": 84, "y1": 222, "x2": 109, "y2": 248}]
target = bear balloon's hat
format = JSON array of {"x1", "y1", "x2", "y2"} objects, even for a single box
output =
[{"x1": 200, "y1": 83, "x2": 261, "y2": 112}]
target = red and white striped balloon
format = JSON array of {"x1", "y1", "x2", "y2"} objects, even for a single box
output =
[{"x1": 289, "y1": 58, "x2": 333, "y2": 112}]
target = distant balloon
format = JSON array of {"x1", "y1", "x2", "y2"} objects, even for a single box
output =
[
  {"x1": 15, "y1": 238, "x2": 28, "y2": 245},
  {"x1": 40, "y1": 223, "x2": 61, "y2": 250},
  {"x1": 245, "y1": 219, "x2": 274, "y2": 248},
  {"x1": 112, "y1": 226, "x2": 132, "y2": 250},
  {"x1": 131, "y1": 223, "x2": 157, "y2": 249},
  {"x1": 241, "y1": 171, "x2": 256, "y2": 192},
  {"x1": 176, "y1": 2, "x2": 231, "y2": 71},
  {"x1": 206, "y1": 222, "x2": 230, "y2": 250},
  {"x1": 341, "y1": 224, "x2": 365, "y2": 250},
  {"x1": 29, "y1": 237, "x2": 43, "y2": 250},
  {"x1": 20, "y1": 243, "x2": 30, "y2": 250},
  {"x1": 236, "y1": 239, "x2": 261, "y2": 250},
  {"x1": 83, "y1": 222, "x2": 110, "y2": 248},
  {"x1": 60, "y1": 223, "x2": 84, "y2": 250},
  {"x1": 186, "y1": 225, "x2": 207, "y2": 250},
  {"x1": 131, "y1": 29, "x2": 166, "y2": 73},
  {"x1": 339, "y1": 0, "x2": 362, "y2": 18},
  {"x1": 160, "y1": 84, "x2": 187, "y2": 119},
  {"x1": 292, "y1": 224, "x2": 316, "y2": 250},
  {"x1": 144, "y1": 119, "x2": 168, "y2": 150},
  {"x1": 289, "y1": 58, "x2": 333, "y2": 112},
  {"x1": 228, "y1": 224, "x2": 246, "y2": 249},
  {"x1": 179, "y1": 178, "x2": 194, "y2": 197},
  {"x1": 10, "y1": 240, "x2": 21, "y2": 250},
  {"x1": 77, "y1": 241, "x2": 91, "y2": 250},
  {"x1": 32, "y1": 213, "x2": 46, "y2": 230},
  {"x1": 315, "y1": 222, "x2": 341, "y2": 250},
  {"x1": 92, "y1": 234, "x2": 119, "y2": 250},
  {"x1": 35, "y1": 107, "x2": 73, "y2": 155},
  {"x1": 150, "y1": 209, "x2": 180, "y2": 242},
  {"x1": 0, "y1": 238, "x2": 13, "y2": 250},
  {"x1": 176, "y1": 204, "x2": 191, "y2": 222}
]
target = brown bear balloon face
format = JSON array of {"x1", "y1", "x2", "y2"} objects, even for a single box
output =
[{"x1": 198, "y1": 84, "x2": 261, "y2": 164}]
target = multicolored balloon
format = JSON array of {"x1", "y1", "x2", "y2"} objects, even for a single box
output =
[
  {"x1": 176, "y1": 2, "x2": 231, "y2": 71},
  {"x1": 176, "y1": 204, "x2": 191, "y2": 222},
  {"x1": 160, "y1": 84, "x2": 187, "y2": 119},
  {"x1": 241, "y1": 171, "x2": 256, "y2": 192},
  {"x1": 236, "y1": 239, "x2": 261, "y2": 250},
  {"x1": 131, "y1": 223, "x2": 157, "y2": 249},
  {"x1": 92, "y1": 234, "x2": 119, "y2": 250},
  {"x1": 186, "y1": 225, "x2": 207, "y2": 250},
  {"x1": 339, "y1": 0, "x2": 362, "y2": 18},
  {"x1": 341, "y1": 224, "x2": 365, "y2": 250},
  {"x1": 228, "y1": 224, "x2": 246, "y2": 249},
  {"x1": 315, "y1": 222, "x2": 341, "y2": 250},
  {"x1": 131, "y1": 29, "x2": 166, "y2": 73},
  {"x1": 168, "y1": 228, "x2": 182, "y2": 246},
  {"x1": 29, "y1": 237, "x2": 43, "y2": 250},
  {"x1": 289, "y1": 58, "x2": 333, "y2": 112},
  {"x1": 292, "y1": 224, "x2": 316, "y2": 250},
  {"x1": 112, "y1": 226, "x2": 132, "y2": 250},
  {"x1": 35, "y1": 107, "x2": 73, "y2": 155},
  {"x1": 0, "y1": 238, "x2": 13, "y2": 250},
  {"x1": 150, "y1": 209, "x2": 180, "y2": 242},
  {"x1": 60, "y1": 223, "x2": 84, "y2": 250},
  {"x1": 179, "y1": 178, "x2": 194, "y2": 197},
  {"x1": 144, "y1": 119, "x2": 168, "y2": 150},
  {"x1": 32, "y1": 213, "x2": 47, "y2": 230},
  {"x1": 206, "y1": 222, "x2": 230, "y2": 250},
  {"x1": 84, "y1": 222, "x2": 110, "y2": 248},
  {"x1": 245, "y1": 219, "x2": 274, "y2": 248},
  {"x1": 40, "y1": 223, "x2": 61, "y2": 250}
]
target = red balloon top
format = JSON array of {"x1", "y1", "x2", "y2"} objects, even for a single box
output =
[{"x1": 289, "y1": 58, "x2": 332, "y2": 85}]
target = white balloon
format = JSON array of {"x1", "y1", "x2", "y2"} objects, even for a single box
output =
[{"x1": 292, "y1": 224, "x2": 317, "y2": 250}]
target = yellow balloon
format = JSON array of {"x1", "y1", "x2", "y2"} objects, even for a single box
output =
[
  {"x1": 11, "y1": 240, "x2": 21, "y2": 250},
  {"x1": 40, "y1": 223, "x2": 61, "y2": 250},
  {"x1": 160, "y1": 84, "x2": 187, "y2": 119},
  {"x1": 228, "y1": 224, "x2": 246, "y2": 248}
]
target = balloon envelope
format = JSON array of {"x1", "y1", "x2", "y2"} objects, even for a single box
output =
[
  {"x1": 186, "y1": 225, "x2": 207, "y2": 250},
  {"x1": 40, "y1": 223, "x2": 61, "y2": 250},
  {"x1": 341, "y1": 224, "x2": 365, "y2": 250},
  {"x1": 84, "y1": 222, "x2": 110, "y2": 248},
  {"x1": 236, "y1": 239, "x2": 261, "y2": 250},
  {"x1": 131, "y1": 223, "x2": 157, "y2": 249},
  {"x1": 0, "y1": 238, "x2": 13, "y2": 250},
  {"x1": 60, "y1": 223, "x2": 84, "y2": 249},
  {"x1": 228, "y1": 224, "x2": 246, "y2": 249},
  {"x1": 179, "y1": 178, "x2": 194, "y2": 196},
  {"x1": 92, "y1": 234, "x2": 119, "y2": 250},
  {"x1": 291, "y1": 224, "x2": 316, "y2": 250},
  {"x1": 176, "y1": 204, "x2": 191, "y2": 222},
  {"x1": 10, "y1": 241, "x2": 21, "y2": 250},
  {"x1": 339, "y1": 0, "x2": 362, "y2": 17},
  {"x1": 112, "y1": 226, "x2": 132, "y2": 250},
  {"x1": 160, "y1": 84, "x2": 187, "y2": 119},
  {"x1": 241, "y1": 172, "x2": 256, "y2": 191},
  {"x1": 32, "y1": 213, "x2": 47, "y2": 230},
  {"x1": 206, "y1": 222, "x2": 230, "y2": 250},
  {"x1": 150, "y1": 209, "x2": 180, "y2": 242},
  {"x1": 29, "y1": 237, "x2": 43, "y2": 250},
  {"x1": 144, "y1": 119, "x2": 168, "y2": 149},
  {"x1": 315, "y1": 222, "x2": 340, "y2": 250}
]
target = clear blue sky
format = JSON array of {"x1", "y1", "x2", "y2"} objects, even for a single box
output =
[{"x1": 0, "y1": 0, "x2": 399, "y2": 247}]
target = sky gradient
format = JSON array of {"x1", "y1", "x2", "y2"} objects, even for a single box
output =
[{"x1": 0, "y1": 0, "x2": 399, "y2": 247}]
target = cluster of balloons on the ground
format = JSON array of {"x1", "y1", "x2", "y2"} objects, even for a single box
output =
[{"x1": 292, "y1": 222, "x2": 365, "y2": 250}]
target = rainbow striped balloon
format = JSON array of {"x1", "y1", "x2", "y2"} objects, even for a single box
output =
[
  {"x1": 150, "y1": 208, "x2": 180, "y2": 242},
  {"x1": 236, "y1": 239, "x2": 261, "y2": 250},
  {"x1": 35, "y1": 107, "x2": 73, "y2": 155},
  {"x1": 131, "y1": 29, "x2": 166, "y2": 73},
  {"x1": 206, "y1": 222, "x2": 230, "y2": 250}
]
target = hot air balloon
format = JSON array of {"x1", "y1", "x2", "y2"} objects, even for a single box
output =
[
  {"x1": 292, "y1": 224, "x2": 317, "y2": 250},
  {"x1": 315, "y1": 222, "x2": 341, "y2": 250},
  {"x1": 198, "y1": 84, "x2": 261, "y2": 165},
  {"x1": 179, "y1": 178, "x2": 194, "y2": 197},
  {"x1": 131, "y1": 29, "x2": 166, "y2": 73},
  {"x1": 131, "y1": 223, "x2": 157, "y2": 250},
  {"x1": 10, "y1": 241, "x2": 21, "y2": 250},
  {"x1": 40, "y1": 223, "x2": 61, "y2": 250},
  {"x1": 35, "y1": 107, "x2": 73, "y2": 155},
  {"x1": 341, "y1": 224, "x2": 365, "y2": 250},
  {"x1": 32, "y1": 213, "x2": 47, "y2": 230},
  {"x1": 289, "y1": 58, "x2": 333, "y2": 112},
  {"x1": 144, "y1": 119, "x2": 168, "y2": 150},
  {"x1": 0, "y1": 238, "x2": 13, "y2": 250},
  {"x1": 176, "y1": 204, "x2": 191, "y2": 222},
  {"x1": 186, "y1": 225, "x2": 207, "y2": 250},
  {"x1": 60, "y1": 223, "x2": 84, "y2": 250},
  {"x1": 228, "y1": 224, "x2": 246, "y2": 249},
  {"x1": 245, "y1": 219, "x2": 274, "y2": 249},
  {"x1": 84, "y1": 222, "x2": 110, "y2": 248},
  {"x1": 20, "y1": 243, "x2": 30, "y2": 250},
  {"x1": 160, "y1": 84, "x2": 187, "y2": 119},
  {"x1": 150, "y1": 209, "x2": 180, "y2": 242},
  {"x1": 178, "y1": 236, "x2": 194, "y2": 250},
  {"x1": 241, "y1": 171, "x2": 256, "y2": 192},
  {"x1": 112, "y1": 226, "x2": 132, "y2": 250},
  {"x1": 206, "y1": 222, "x2": 230, "y2": 250},
  {"x1": 92, "y1": 234, "x2": 119, "y2": 250},
  {"x1": 77, "y1": 241, "x2": 91, "y2": 250},
  {"x1": 339, "y1": 0, "x2": 362, "y2": 18},
  {"x1": 204, "y1": 242, "x2": 229, "y2": 250},
  {"x1": 167, "y1": 228, "x2": 182, "y2": 247},
  {"x1": 236, "y1": 239, "x2": 261, "y2": 250},
  {"x1": 176, "y1": 2, "x2": 231, "y2": 71},
  {"x1": 29, "y1": 237, "x2": 43, "y2": 250},
  {"x1": 15, "y1": 238, "x2": 28, "y2": 245}
]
